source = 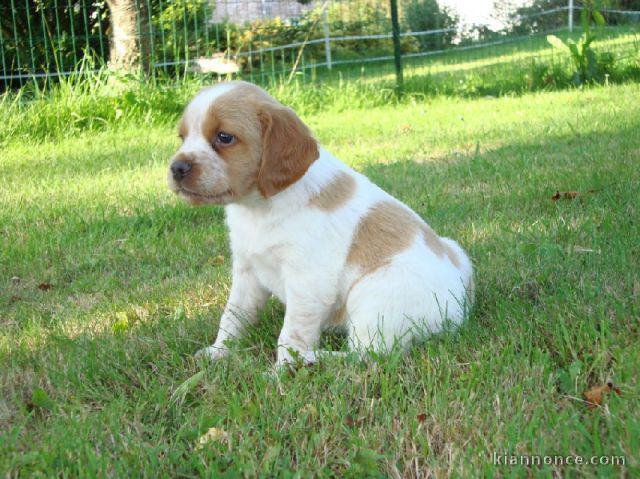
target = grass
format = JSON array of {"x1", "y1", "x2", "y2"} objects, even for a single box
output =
[
  {"x1": 2, "y1": 25, "x2": 638, "y2": 147},
  {"x1": 221, "y1": 25, "x2": 640, "y2": 98},
  {"x1": 314, "y1": 25, "x2": 640, "y2": 81},
  {"x1": 1, "y1": 81, "x2": 639, "y2": 476}
]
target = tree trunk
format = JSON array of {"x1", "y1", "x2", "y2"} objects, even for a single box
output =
[{"x1": 106, "y1": 0, "x2": 150, "y2": 72}]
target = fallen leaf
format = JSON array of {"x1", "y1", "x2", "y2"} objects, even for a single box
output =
[
  {"x1": 195, "y1": 427, "x2": 228, "y2": 450},
  {"x1": 551, "y1": 188, "x2": 602, "y2": 201},
  {"x1": 399, "y1": 124, "x2": 412, "y2": 133},
  {"x1": 11, "y1": 276, "x2": 20, "y2": 285},
  {"x1": 583, "y1": 382, "x2": 621, "y2": 409},
  {"x1": 38, "y1": 282, "x2": 53, "y2": 291},
  {"x1": 211, "y1": 255, "x2": 225, "y2": 266},
  {"x1": 416, "y1": 413, "x2": 427, "y2": 423},
  {"x1": 344, "y1": 415, "x2": 365, "y2": 428},
  {"x1": 552, "y1": 190, "x2": 579, "y2": 201},
  {"x1": 9, "y1": 295, "x2": 21, "y2": 303}
]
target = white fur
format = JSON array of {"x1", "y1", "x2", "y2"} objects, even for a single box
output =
[
  {"x1": 179, "y1": 84, "x2": 238, "y2": 185},
  {"x1": 176, "y1": 82, "x2": 474, "y2": 367}
]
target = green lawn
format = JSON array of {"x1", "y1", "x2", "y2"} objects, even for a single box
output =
[
  {"x1": 286, "y1": 26, "x2": 640, "y2": 93},
  {"x1": 2, "y1": 26, "x2": 638, "y2": 148},
  {"x1": 1, "y1": 83, "x2": 639, "y2": 477},
  {"x1": 320, "y1": 26, "x2": 640, "y2": 80}
]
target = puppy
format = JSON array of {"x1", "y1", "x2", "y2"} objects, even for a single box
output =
[{"x1": 168, "y1": 81, "x2": 473, "y2": 367}]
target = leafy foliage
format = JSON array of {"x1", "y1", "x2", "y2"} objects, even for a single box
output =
[
  {"x1": 403, "y1": 0, "x2": 459, "y2": 50},
  {"x1": 0, "y1": 0, "x2": 425, "y2": 83},
  {"x1": 546, "y1": 0, "x2": 611, "y2": 83},
  {"x1": 505, "y1": 0, "x2": 568, "y2": 34},
  {"x1": 0, "y1": 0, "x2": 110, "y2": 83}
]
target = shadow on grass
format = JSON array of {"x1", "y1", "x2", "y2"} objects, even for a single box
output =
[
  {"x1": 1, "y1": 126, "x2": 638, "y2": 479},
  {"x1": 3, "y1": 117, "x2": 639, "y2": 436},
  {"x1": 5, "y1": 115, "x2": 639, "y2": 330}
]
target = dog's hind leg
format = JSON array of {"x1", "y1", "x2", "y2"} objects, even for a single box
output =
[{"x1": 344, "y1": 255, "x2": 466, "y2": 356}]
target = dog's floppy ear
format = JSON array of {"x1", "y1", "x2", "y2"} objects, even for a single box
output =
[{"x1": 257, "y1": 102, "x2": 319, "y2": 197}]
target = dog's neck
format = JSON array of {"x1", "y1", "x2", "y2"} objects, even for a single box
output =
[{"x1": 227, "y1": 147, "x2": 345, "y2": 216}]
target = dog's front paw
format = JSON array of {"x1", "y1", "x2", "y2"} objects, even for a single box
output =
[
  {"x1": 276, "y1": 347, "x2": 317, "y2": 370},
  {"x1": 195, "y1": 345, "x2": 229, "y2": 362}
]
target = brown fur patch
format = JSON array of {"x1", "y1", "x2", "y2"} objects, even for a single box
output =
[
  {"x1": 347, "y1": 201, "x2": 419, "y2": 275},
  {"x1": 199, "y1": 85, "x2": 270, "y2": 198},
  {"x1": 193, "y1": 82, "x2": 318, "y2": 199},
  {"x1": 445, "y1": 243, "x2": 462, "y2": 268},
  {"x1": 421, "y1": 224, "x2": 461, "y2": 268},
  {"x1": 330, "y1": 302, "x2": 348, "y2": 327},
  {"x1": 309, "y1": 171, "x2": 356, "y2": 211},
  {"x1": 347, "y1": 201, "x2": 460, "y2": 274},
  {"x1": 421, "y1": 223, "x2": 445, "y2": 257},
  {"x1": 426, "y1": 226, "x2": 462, "y2": 268},
  {"x1": 257, "y1": 102, "x2": 319, "y2": 197}
]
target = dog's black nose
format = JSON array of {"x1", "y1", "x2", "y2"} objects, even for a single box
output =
[{"x1": 171, "y1": 160, "x2": 192, "y2": 181}]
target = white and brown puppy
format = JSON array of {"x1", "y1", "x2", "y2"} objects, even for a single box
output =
[{"x1": 168, "y1": 81, "x2": 473, "y2": 367}]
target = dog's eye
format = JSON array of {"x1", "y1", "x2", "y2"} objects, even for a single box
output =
[{"x1": 215, "y1": 132, "x2": 235, "y2": 146}]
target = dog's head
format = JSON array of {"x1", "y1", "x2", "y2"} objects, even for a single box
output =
[{"x1": 168, "y1": 81, "x2": 319, "y2": 205}]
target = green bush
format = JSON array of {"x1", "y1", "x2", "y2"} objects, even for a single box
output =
[
  {"x1": 403, "y1": 0, "x2": 459, "y2": 50},
  {"x1": 209, "y1": 2, "x2": 420, "y2": 75},
  {"x1": 546, "y1": 0, "x2": 613, "y2": 84},
  {"x1": 153, "y1": 0, "x2": 215, "y2": 63}
]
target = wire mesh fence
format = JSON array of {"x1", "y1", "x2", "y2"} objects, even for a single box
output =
[{"x1": 1, "y1": 0, "x2": 639, "y2": 92}]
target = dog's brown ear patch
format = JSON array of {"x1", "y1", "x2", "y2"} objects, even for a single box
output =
[{"x1": 257, "y1": 103, "x2": 319, "y2": 197}]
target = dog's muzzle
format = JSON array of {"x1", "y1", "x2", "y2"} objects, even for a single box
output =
[{"x1": 170, "y1": 159, "x2": 192, "y2": 182}]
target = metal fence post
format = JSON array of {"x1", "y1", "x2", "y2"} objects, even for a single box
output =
[
  {"x1": 389, "y1": 0, "x2": 403, "y2": 96},
  {"x1": 323, "y1": 6, "x2": 332, "y2": 70},
  {"x1": 568, "y1": 0, "x2": 574, "y2": 32}
]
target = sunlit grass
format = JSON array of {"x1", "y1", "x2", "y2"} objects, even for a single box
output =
[
  {"x1": 346, "y1": 27, "x2": 640, "y2": 82},
  {"x1": 1, "y1": 83, "x2": 639, "y2": 476},
  {"x1": 1, "y1": 25, "x2": 638, "y2": 147}
]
